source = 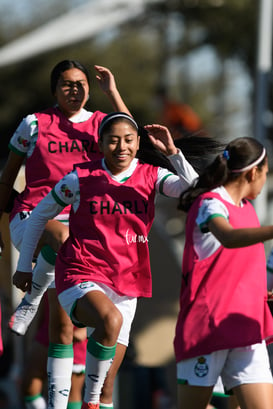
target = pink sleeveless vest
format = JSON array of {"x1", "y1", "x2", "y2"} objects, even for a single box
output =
[
  {"x1": 10, "y1": 107, "x2": 105, "y2": 220},
  {"x1": 55, "y1": 160, "x2": 159, "y2": 297},
  {"x1": 174, "y1": 191, "x2": 273, "y2": 361}
]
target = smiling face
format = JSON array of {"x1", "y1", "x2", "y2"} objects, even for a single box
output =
[
  {"x1": 54, "y1": 68, "x2": 89, "y2": 118},
  {"x1": 99, "y1": 119, "x2": 140, "y2": 175}
]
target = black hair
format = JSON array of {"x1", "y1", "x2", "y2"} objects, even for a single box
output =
[
  {"x1": 174, "y1": 133, "x2": 225, "y2": 175},
  {"x1": 178, "y1": 136, "x2": 266, "y2": 212},
  {"x1": 137, "y1": 127, "x2": 226, "y2": 174},
  {"x1": 137, "y1": 126, "x2": 177, "y2": 172},
  {"x1": 99, "y1": 112, "x2": 138, "y2": 139},
  {"x1": 50, "y1": 60, "x2": 90, "y2": 95},
  {"x1": 99, "y1": 112, "x2": 226, "y2": 175}
]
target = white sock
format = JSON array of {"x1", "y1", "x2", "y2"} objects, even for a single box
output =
[
  {"x1": 83, "y1": 336, "x2": 116, "y2": 405},
  {"x1": 47, "y1": 343, "x2": 74, "y2": 409},
  {"x1": 25, "y1": 251, "x2": 55, "y2": 305},
  {"x1": 24, "y1": 394, "x2": 47, "y2": 409}
]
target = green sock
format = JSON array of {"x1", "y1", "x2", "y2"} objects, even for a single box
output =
[
  {"x1": 83, "y1": 336, "x2": 116, "y2": 404},
  {"x1": 67, "y1": 402, "x2": 82, "y2": 409},
  {"x1": 24, "y1": 393, "x2": 46, "y2": 409}
]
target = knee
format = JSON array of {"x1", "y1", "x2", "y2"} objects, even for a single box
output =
[
  {"x1": 60, "y1": 319, "x2": 74, "y2": 339},
  {"x1": 56, "y1": 228, "x2": 69, "y2": 249},
  {"x1": 103, "y1": 308, "x2": 123, "y2": 339}
]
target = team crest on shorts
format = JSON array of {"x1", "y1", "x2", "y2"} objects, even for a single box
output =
[
  {"x1": 79, "y1": 282, "x2": 95, "y2": 289},
  {"x1": 194, "y1": 356, "x2": 208, "y2": 377}
]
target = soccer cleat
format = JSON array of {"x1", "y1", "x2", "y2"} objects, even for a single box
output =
[
  {"x1": 81, "y1": 402, "x2": 100, "y2": 409},
  {"x1": 9, "y1": 297, "x2": 39, "y2": 335}
]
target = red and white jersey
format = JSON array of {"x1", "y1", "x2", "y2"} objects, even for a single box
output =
[
  {"x1": 55, "y1": 160, "x2": 159, "y2": 298},
  {"x1": 10, "y1": 107, "x2": 105, "y2": 220},
  {"x1": 16, "y1": 149, "x2": 198, "y2": 297},
  {"x1": 174, "y1": 191, "x2": 273, "y2": 361}
]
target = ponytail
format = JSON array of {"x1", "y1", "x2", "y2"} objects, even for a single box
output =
[
  {"x1": 137, "y1": 126, "x2": 225, "y2": 174},
  {"x1": 178, "y1": 136, "x2": 266, "y2": 212},
  {"x1": 178, "y1": 154, "x2": 229, "y2": 212},
  {"x1": 174, "y1": 133, "x2": 225, "y2": 174}
]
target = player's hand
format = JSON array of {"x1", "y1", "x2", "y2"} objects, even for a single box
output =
[
  {"x1": 144, "y1": 124, "x2": 178, "y2": 156},
  {"x1": 13, "y1": 271, "x2": 32, "y2": 293},
  {"x1": 94, "y1": 65, "x2": 117, "y2": 94}
]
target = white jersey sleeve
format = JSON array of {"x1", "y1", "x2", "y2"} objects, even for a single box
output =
[
  {"x1": 196, "y1": 197, "x2": 229, "y2": 232},
  {"x1": 52, "y1": 170, "x2": 80, "y2": 208},
  {"x1": 9, "y1": 114, "x2": 38, "y2": 157},
  {"x1": 16, "y1": 171, "x2": 79, "y2": 273},
  {"x1": 193, "y1": 196, "x2": 229, "y2": 260},
  {"x1": 156, "y1": 149, "x2": 198, "y2": 197}
]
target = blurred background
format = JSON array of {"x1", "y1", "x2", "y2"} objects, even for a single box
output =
[{"x1": 0, "y1": 0, "x2": 273, "y2": 408}]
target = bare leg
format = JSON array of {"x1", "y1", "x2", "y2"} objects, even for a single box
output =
[
  {"x1": 234, "y1": 383, "x2": 273, "y2": 409},
  {"x1": 22, "y1": 340, "x2": 48, "y2": 408},
  {"x1": 177, "y1": 384, "x2": 213, "y2": 409},
  {"x1": 37, "y1": 219, "x2": 69, "y2": 255},
  {"x1": 228, "y1": 395, "x2": 240, "y2": 409},
  {"x1": 75, "y1": 291, "x2": 123, "y2": 406},
  {"x1": 100, "y1": 343, "x2": 127, "y2": 404},
  {"x1": 48, "y1": 288, "x2": 73, "y2": 344},
  {"x1": 69, "y1": 372, "x2": 85, "y2": 404}
]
